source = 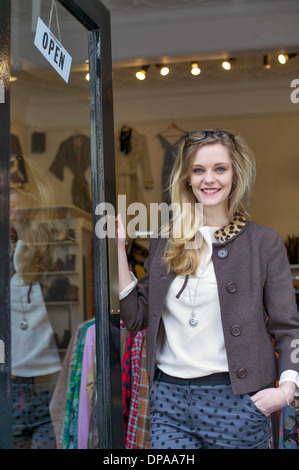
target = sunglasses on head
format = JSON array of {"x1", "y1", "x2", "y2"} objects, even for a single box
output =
[{"x1": 184, "y1": 129, "x2": 236, "y2": 145}]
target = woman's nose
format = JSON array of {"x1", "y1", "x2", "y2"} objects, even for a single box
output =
[{"x1": 203, "y1": 170, "x2": 215, "y2": 184}]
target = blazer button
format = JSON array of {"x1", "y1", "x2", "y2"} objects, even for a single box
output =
[
  {"x1": 237, "y1": 368, "x2": 247, "y2": 379},
  {"x1": 230, "y1": 325, "x2": 242, "y2": 336},
  {"x1": 217, "y1": 248, "x2": 228, "y2": 259},
  {"x1": 226, "y1": 282, "x2": 237, "y2": 293}
]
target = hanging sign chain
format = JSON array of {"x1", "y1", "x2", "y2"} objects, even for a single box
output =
[{"x1": 49, "y1": 0, "x2": 61, "y2": 44}]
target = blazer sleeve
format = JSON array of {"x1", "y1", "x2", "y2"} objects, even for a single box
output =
[
  {"x1": 263, "y1": 231, "x2": 299, "y2": 374},
  {"x1": 120, "y1": 236, "x2": 159, "y2": 332}
]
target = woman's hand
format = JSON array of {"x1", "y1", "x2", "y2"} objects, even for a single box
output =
[
  {"x1": 117, "y1": 213, "x2": 126, "y2": 251},
  {"x1": 250, "y1": 381, "x2": 295, "y2": 416},
  {"x1": 117, "y1": 214, "x2": 133, "y2": 292}
]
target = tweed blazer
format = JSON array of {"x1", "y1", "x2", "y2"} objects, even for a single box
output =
[{"x1": 120, "y1": 215, "x2": 299, "y2": 395}]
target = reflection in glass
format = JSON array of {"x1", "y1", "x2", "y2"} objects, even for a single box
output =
[
  {"x1": 10, "y1": 154, "x2": 62, "y2": 448},
  {"x1": 10, "y1": 0, "x2": 94, "y2": 449}
]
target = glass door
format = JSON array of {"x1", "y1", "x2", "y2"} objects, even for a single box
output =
[{"x1": 0, "y1": 0, "x2": 122, "y2": 449}]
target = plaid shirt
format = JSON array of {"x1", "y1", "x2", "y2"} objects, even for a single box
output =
[{"x1": 121, "y1": 324, "x2": 150, "y2": 449}]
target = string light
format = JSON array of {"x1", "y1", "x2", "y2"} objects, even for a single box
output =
[{"x1": 191, "y1": 62, "x2": 201, "y2": 76}]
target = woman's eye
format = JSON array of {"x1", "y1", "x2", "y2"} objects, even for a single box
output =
[
  {"x1": 216, "y1": 167, "x2": 226, "y2": 173},
  {"x1": 194, "y1": 168, "x2": 203, "y2": 174}
]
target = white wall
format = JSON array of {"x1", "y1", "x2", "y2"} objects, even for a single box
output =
[{"x1": 11, "y1": 75, "x2": 299, "y2": 242}]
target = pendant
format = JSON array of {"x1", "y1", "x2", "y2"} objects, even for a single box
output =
[
  {"x1": 20, "y1": 320, "x2": 28, "y2": 330},
  {"x1": 189, "y1": 312, "x2": 198, "y2": 327}
]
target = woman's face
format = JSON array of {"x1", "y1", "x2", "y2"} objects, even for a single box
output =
[{"x1": 188, "y1": 143, "x2": 234, "y2": 213}]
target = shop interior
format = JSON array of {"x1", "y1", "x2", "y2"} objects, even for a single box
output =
[{"x1": 8, "y1": 0, "x2": 299, "y2": 449}]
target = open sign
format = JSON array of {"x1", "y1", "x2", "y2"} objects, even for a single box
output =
[{"x1": 34, "y1": 17, "x2": 72, "y2": 83}]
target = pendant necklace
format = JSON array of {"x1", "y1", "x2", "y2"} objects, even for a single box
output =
[
  {"x1": 20, "y1": 283, "x2": 32, "y2": 330},
  {"x1": 20, "y1": 295, "x2": 29, "y2": 330},
  {"x1": 187, "y1": 264, "x2": 208, "y2": 327},
  {"x1": 188, "y1": 278, "x2": 200, "y2": 327},
  {"x1": 20, "y1": 305, "x2": 29, "y2": 330}
]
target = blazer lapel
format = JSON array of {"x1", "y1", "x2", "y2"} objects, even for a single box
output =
[{"x1": 150, "y1": 238, "x2": 176, "y2": 318}]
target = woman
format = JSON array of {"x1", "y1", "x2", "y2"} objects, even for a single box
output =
[
  {"x1": 118, "y1": 129, "x2": 299, "y2": 449},
  {"x1": 10, "y1": 154, "x2": 62, "y2": 448}
]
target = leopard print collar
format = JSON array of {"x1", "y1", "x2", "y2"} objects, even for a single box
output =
[{"x1": 214, "y1": 213, "x2": 247, "y2": 243}]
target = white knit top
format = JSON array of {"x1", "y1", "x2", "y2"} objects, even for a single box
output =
[
  {"x1": 11, "y1": 240, "x2": 61, "y2": 377},
  {"x1": 155, "y1": 226, "x2": 229, "y2": 378}
]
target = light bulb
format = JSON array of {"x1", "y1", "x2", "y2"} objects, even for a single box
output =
[
  {"x1": 160, "y1": 66, "x2": 169, "y2": 76},
  {"x1": 278, "y1": 53, "x2": 288, "y2": 64},
  {"x1": 136, "y1": 70, "x2": 146, "y2": 80},
  {"x1": 222, "y1": 60, "x2": 231, "y2": 71},
  {"x1": 136, "y1": 66, "x2": 149, "y2": 80},
  {"x1": 191, "y1": 62, "x2": 201, "y2": 76}
]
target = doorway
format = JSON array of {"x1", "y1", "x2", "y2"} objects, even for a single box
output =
[{"x1": 0, "y1": 0, "x2": 122, "y2": 449}]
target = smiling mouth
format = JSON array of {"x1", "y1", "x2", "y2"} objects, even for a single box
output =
[{"x1": 200, "y1": 188, "x2": 221, "y2": 194}]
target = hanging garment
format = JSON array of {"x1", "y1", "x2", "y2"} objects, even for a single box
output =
[
  {"x1": 279, "y1": 404, "x2": 298, "y2": 448},
  {"x1": 125, "y1": 330, "x2": 145, "y2": 448},
  {"x1": 10, "y1": 154, "x2": 28, "y2": 189},
  {"x1": 62, "y1": 319, "x2": 95, "y2": 449},
  {"x1": 122, "y1": 330, "x2": 135, "y2": 445},
  {"x1": 49, "y1": 328, "x2": 79, "y2": 448},
  {"x1": 157, "y1": 134, "x2": 184, "y2": 206},
  {"x1": 53, "y1": 320, "x2": 150, "y2": 449},
  {"x1": 10, "y1": 133, "x2": 23, "y2": 155},
  {"x1": 77, "y1": 323, "x2": 95, "y2": 449},
  {"x1": 135, "y1": 330, "x2": 150, "y2": 449},
  {"x1": 121, "y1": 326, "x2": 149, "y2": 449},
  {"x1": 115, "y1": 126, "x2": 153, "y2": 235},
  {"x1": 49, "y1": 134, "x2": 91, "y2": 212}
]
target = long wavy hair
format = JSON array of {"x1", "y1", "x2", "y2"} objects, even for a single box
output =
[
  {"x1": 10, "y1": 156, "x2": 66, "y2": 283},
  {"x1": 162, "y1": 129, "x2": 256, "y2": 276}
]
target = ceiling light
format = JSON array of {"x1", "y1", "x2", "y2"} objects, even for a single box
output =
[
  {"x1": 278, "y1": 53, "x2": 297, "y2": 64},
  {"x1": 278, "y1": 53, "x2": 288, "y2": 64},
  {"x1": 85, "y1": 72, "x2": 90, "y2": 81},
  {"x1": 191, "y1": 62, "x2": 201, "y2": 76},
  {"x1": 222, "y1": 59, "x2": 233, "y2": 71},
  {"x1": 136, "y1": 66, "x2": 149, "y2": 80},
  {"x1": 263, "y1": 55, "x2": 271, "y2": 69},
  {"x1": 156, "y1": 64, "x2": 170, "y2": 76}
]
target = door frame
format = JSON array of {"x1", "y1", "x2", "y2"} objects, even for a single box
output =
[
  {"x1": 0, "y1": 0, "x2": 122, "y2": 449},
  {"x1": 0, "y1": 0, "x2": 13, "y2": 450}
]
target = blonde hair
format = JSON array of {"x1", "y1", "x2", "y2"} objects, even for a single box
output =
[
  {"x1": 10, "y1": 157, "x2": 66, "y2": 283},
  {"x1": 162, "y1": 130, "x2": 256, "y2": 276}
]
